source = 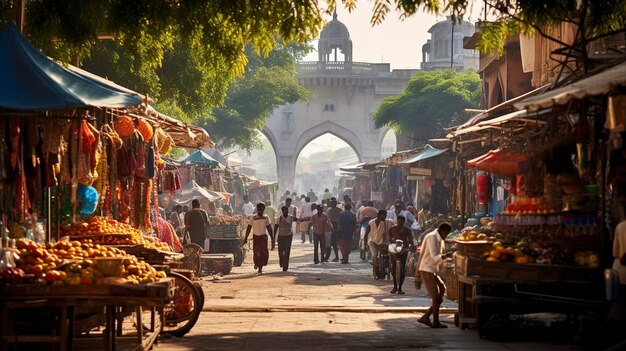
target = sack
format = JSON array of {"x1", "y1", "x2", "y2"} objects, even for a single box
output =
[{"x1": 204, "y1": 238, "x2": 211, "y2": 253}]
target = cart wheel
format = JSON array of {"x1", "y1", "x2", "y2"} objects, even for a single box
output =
[
  {"x1": 454, "y1": 312, "x2": 459, "y2": 327},
  {"x1": 162, "y1": 272, "x2": 202, "y2": 337},
  {"x1": 194, "y1": 281, "x2": 205, "y2": 308}
]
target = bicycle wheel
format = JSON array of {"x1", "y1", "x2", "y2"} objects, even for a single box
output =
[{"x1": 163, "y1": 272, "x2": 202, "y2": 337}]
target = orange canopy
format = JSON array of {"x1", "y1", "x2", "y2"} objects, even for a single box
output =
[{"x1": 467, "y1": 149, "x2": 528, "y2": 175}]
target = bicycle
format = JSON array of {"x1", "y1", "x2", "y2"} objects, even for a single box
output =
[{"x1": 374, "y1": 243, "x2": 391, "y2": 280}]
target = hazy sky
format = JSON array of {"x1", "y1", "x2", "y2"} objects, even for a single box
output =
[{"x1": 303, "y1": 3, "x2": 487, "y2": 69}]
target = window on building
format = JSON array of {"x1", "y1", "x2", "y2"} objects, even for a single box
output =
[{"x1": 324, "y1": 104, "x2": 335, "y2": 112}]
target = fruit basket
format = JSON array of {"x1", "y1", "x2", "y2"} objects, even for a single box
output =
[{"x1": 454, "y1": 253, "x2": 600, "y2": 284}]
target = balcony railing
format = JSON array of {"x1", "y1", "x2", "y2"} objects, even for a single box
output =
[{"x1": 297, "y1": 61, "x2": 393, "y2": 77}]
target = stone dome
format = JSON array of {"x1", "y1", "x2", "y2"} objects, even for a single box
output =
[
  {"x1": 320, "y1": 12, "x2": 350, "y2": 40},
  {"x1": 318, "y1": 12, "x2": 353, "y2": 62}
]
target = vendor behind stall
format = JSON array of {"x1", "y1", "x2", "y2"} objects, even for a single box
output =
[{"x1": 185, "y1": 199, "x2": 209, "y2": 247}]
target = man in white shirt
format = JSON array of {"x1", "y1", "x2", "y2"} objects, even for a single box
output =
[
  {"x1": 417, "y1": 222, "x2": 452, "y2": 329},
  {"x1": 299, "y1": 197, "x2": 316, "y2": 243},
  {"x1": 242, "y1": 195, "x2": 254, "y2": 217},
  {"x1": 364, "y1": 210, "x2": 394, "y2": 279},
  {"x1": 243, "y1": 203, "x2": 274, "y2": 274}
]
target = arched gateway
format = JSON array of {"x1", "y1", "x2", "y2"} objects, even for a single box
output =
[{"x1": 264, "y1": 13, "x2": 418, "y2": 190}]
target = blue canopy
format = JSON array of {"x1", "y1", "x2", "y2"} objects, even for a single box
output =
[
  {"x1": 0, "y1": 26, "x2": 144, "y2": 111},
  {"x1": 183, "y1": 150, "x2": 219, "y2": 167},
  {"x1": 399, "y1": 144, "x2": 449, "y2": 164}
]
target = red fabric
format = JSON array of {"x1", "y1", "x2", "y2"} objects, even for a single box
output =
[
  {"x1": 477, "y1": 173, "x2": 491, "y2": 205},
  {"x1": 253, "y1": 235, "x2": 269, "y2": 268},
  {"x1": 468, "y1": 149, "x2": 528, "y2": 176}
]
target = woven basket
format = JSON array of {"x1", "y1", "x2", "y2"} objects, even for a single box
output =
[{"x1": 437, "y1": 258, "x2": 459, "y2": 301}]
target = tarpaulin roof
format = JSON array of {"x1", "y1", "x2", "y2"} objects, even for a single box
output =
[
  {"x1": 399, "y1": 144, "x2": 449, "y2": 164},
  {"x1": 183, "y1": 150, "x2": 220, "y2": 167},
  {"x1": 171, "y1": 181, "x2": 221, "y2": 205},
  {"x1": 467, "y1": 149, "x2": 528, "y2": 175},
  {"x1": 515, "y1": 62, "x2": 626, "y2": 112},
  {"x1": 0, "y1": 26, "x2": 144, "y2": 111},
  {"x1": 339, "y1": 163, "x2": 366, "y2": 172}
]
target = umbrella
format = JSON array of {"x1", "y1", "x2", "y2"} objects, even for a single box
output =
[{"x1": 170, "y1": 181, "x2": 221, "y2": 205}]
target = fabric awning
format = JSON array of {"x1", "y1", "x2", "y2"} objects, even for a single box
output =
[
  {"x1": 339, "y1": 163, "x2": 366, "y2": 172},
  {"x1": 0, "y1": 26, "x2": 143, "y2": 110},
  {"x1": 399, "y1": 144, "x2": 449, "y2": 164},
  {"x1": 171, "y1": 180, "x2": 221, "y2": 204},
  {"x1": 467, "y1": 149, "x2": 528, "y2": 175},
  {"x1": 457, "y1": 85, "x2": 549, "y2": 130},
  {"x1": 515, "y1": 62, "x2": 626, "y2": 112},
  {"x1": 183, "y1": 150, "x2": 220, "y2": 167}
]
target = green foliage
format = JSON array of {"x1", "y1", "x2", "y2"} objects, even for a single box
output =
[
  {"x1": 373, "y1": 70, "x2": 481, "y2": 139},
  {"x1": 0, "y1": 0, "x2": 323, "y2": 118},
  {"x1": 363, "y1": 0, "x2": 626, "y2": 55},
  {"x1": 202, "y1": 42, "x2": 311, "y2": 151}
]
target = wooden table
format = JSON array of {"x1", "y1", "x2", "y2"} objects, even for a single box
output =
[{"x1": 0, "y1": 279, "x2": 173, "y2": 351}]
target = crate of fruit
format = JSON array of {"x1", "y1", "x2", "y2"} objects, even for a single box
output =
[{"x1": 208, "y1": 224, "x2": 241, "y2": 239}]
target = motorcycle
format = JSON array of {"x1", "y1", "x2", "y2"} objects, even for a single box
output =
[{"x1": 388, "y1": 239, "x2": 406, "y2": 282}]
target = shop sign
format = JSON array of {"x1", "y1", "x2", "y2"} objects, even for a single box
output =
[
  {"x1": 370, "y1": 191, "x2": 383, "y2": 202},
  {"x1": 409, "y1": 167, "x2": 432, "y2": 176}
]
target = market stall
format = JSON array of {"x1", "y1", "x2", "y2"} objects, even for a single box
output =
[
  {"x1": 0, "y1": 25, "x2": 211, "y2": 347},
  {"x1": 442, "y1": 62, "x2": 626, "y2": 336}
]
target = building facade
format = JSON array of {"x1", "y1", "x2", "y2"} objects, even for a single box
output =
[
  {"x1": 421, "y1": 16, "x2": 479, "y2": 72},
  {"x1": 263, "y1": 13, "x2": 417, "y2": 191}
]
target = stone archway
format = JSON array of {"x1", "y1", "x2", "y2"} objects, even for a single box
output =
[{"x1": 294, "y1": 121, "x2": 363, "y2": 164}]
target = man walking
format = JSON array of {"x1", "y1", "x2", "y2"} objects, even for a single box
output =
[
  {"x1": 274, "y1": 206, "x2": 295, "y2": 272},
  {"x1": 417, "y1": 222, "x2": 452, "y2": 328},
  {"x1": 325, "y1": 198, "x2": 342, "y2": 262},
  {"x1": 322, "y1": 188, "x2": 332, "y2": 202},
  {"x1": 388, "y1": 215, "x2": 413, "y2": 294},
  {"x1": 244, "y1": 203, "x2": 275, "y2": 274},
  {"x1": 358, "y1": 201, "x2": 378, "y2": 261},
  {"x1": 242, "y1": 195, "x2": 255, "y2": 217},
  {"x1": 338, "y1": 204, "x2": 357, "y2": 264},
  {"x1": 310, "y1": 204, "x2": 333, "y2": 264},
  {"x1": 184, "y1": 199, "x2": 209, "y2": 247},
  {"x1": 299, "y1": 197, "x2": 315, "y2": 243},
  {"x1": 364, "y1": 210, "x2": 394, "y2": 278},
  {"x1": 307, "y1": 188, "x2": 318, "y2": 202}
]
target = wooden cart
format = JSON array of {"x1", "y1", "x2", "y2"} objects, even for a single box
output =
[
  {"x1": 453, "y1": 253, "x2": 608, "y2": 336},
  {"x1": 0, "y1": 279, "x2": 173, "y2": 351}
]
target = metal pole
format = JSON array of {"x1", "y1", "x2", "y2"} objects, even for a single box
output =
[{"x1": 451, "y1": 15, "x2": 455, "y2": 70}]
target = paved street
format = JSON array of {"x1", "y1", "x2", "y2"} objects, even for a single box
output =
[{"x1": 157, "y1": 239, "x2": 582, "y2": 350}]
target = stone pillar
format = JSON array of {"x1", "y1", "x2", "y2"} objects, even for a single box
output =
[{"x1": 276, "y1": 155, "x2": 296, "y2": 193}]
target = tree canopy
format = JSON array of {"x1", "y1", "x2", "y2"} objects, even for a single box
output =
[
  {"x1": 373, "y1": 70, "x2": 482, "y2": 145},
  {"x1": 202, "y1": 42, "x2": 311, "y2": 151},
  {"x1": 1, "y1": 0, "x2": 323, "y2": 119}
]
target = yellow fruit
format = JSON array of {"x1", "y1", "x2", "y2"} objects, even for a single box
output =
[
  {"x1": 493, "y1": 241, "x2": 504, "y2": 248},
  {"x1": 489, "y1": 250, "x2": 501, "y2": 259},
  {"x1": 486, "y1": 256, "x2": 499, "y2": 262},
  {"x1": 496, "y1": 246, "x2": 507, "y2": 254}
]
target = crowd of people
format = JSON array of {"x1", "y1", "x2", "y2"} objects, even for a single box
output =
[{"x1": 167, "y1": 187, "x2": 452, "y2": 329}]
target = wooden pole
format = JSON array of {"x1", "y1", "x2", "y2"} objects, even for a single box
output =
[{"x1": 15, "y1": 0, "x2": 25, "y2": 33}]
